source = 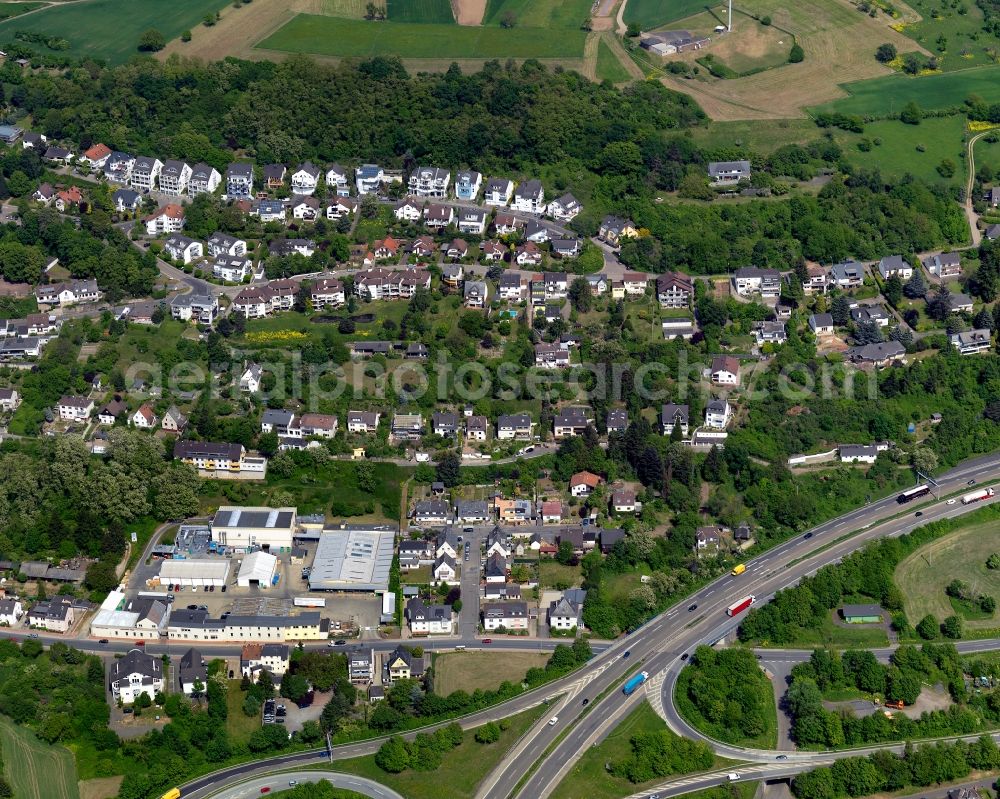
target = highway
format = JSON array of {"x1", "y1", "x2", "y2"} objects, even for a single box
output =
[
  {"x1": 187, "y1": 769, "x2": 405, "y2": 799},
  {"x1": 477, "y1": 452, "x2": 1000, "y2": 799}
]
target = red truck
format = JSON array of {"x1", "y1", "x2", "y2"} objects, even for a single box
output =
[{"x1": 726, "y1": 595, "x2": 756, "y2": 616}]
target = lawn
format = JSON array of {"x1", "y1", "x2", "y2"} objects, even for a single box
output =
[
  {"x1": 0, "y1": 717, "x2": 78, "y2": 799},
  {"x1": 551, "y1": 700, "x2": 741, "y2": 799},
  {"x1": 538, "y1": 559, "x2": 582, "y2": 589},
  {"x1": 833, "y1": 116, "x2": 968, "y2": 187},
  {"x1": 257, "y1": 14, "x2": 588, "y2": 58},
  {"x1": 750, "y1": 614, "x2": 890, "y2": 648},
  {"x1": 596, "y1": 38, "x2": 633, "y2": 83},
  {"x1": 0, "y1": 3, "x2": 43, "y2": 22},
  {"x1": 895, "y1": 0, "x2": 992, "y2": 72},
  {"x1": 387, "y1": 0, "x2": 455, "y2": 23},
  {"x1": 813, "y1": 64, "x2": 1000, "y2": 117},
  {"x1": 896, "y1": 518, "x2": 1000, "y2": 632},
  {"x1": 0, "y1": 0, "x2": 232, "y2": 64},
  {"x1": 623, "y1": 0, "x2": 710, "y2": 29},
  {"x1": 690, "y1": 118, "x2": 819, "y2": 153},
  {"x1": 224, "y1": 679, "x2": 262, "y2": 744},
  {"x1": 433, "y1": 650, "x2": 551, "y2": 695},
  {"x1": 331, "y1": 705, "x2": 547, "y2": 799},
  {"x1": 482, "y1": 0, "x2": 592, "y2": 29}
]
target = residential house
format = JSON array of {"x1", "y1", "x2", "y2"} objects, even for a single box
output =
[
  {"x1": 145, "y1": 204, "x2": 185, "y2": 235},
  {"x1": 695, "y1": 525, "x2": 723, "y2": 552},
  {"x1": 325, "y1": 164, "x2": 350, "y2": 196},
  {"x1": 391, "y1": 412, "x2": 424, "y2": 440},
  {"x1": 311, "y1": 278, "x2": 345, "y2": 309},
  {"x1": 484, "y1": 178, "x2": 515, "y2": 206},
  {"x1": 43, "y1": 145, "x2": 73, "y2": 164},
  {"x1": 350, "y1": 649, "x2": 374, "y2": 685},
  {"x1": 456, "y1": 500, "x2": 490, "y2": 524},
  {"x1": 923, "y1": 252, "x2": 962, "y2": 279},
  {"x1": 986, "y1": 187, "x2": 1000, "y2": 207},
  {"x1": 347, "y1": 411, "x2": 381, "y2": 434},
  {"x1": 535, "y1": 343, "x2": 570, "y2": 369},
  {"x1": 290, "y1": 161, "x2": 321, "y2": 195},
  {"x1": 398, "y1": 539, "x2": 433, "y2": 571},
  {"x1": 809, "y1": 313, "x2": 835, "y2": 335},
  {"x1": 27, "y1": 597, "x2": 76, "y2": 632},
  {"x1": 394, "y1": 199, "x2": 422, "y2": 223},
  {"x1": 408, "y1": 166, "x2": 450, "y2": 198},
  {"x1": 432, "y1": 411, "x2": 460, "y2": 438},
  {"x1": 263, "y1": 164, "x2": 286, "y2": 190},
  {"x1": 172, "y1": 441, "x2": 264, "y2": 478},
  {"x1": 553, "y1": 406, "x2": 592, "y2": 438},
  {"x1": 0, "y1": 388, "x2": 20, "y2": 412},
  {"x1": 299, "y1": 413, "x2": 338, "y2": 438},
  {"x1": 543, "y1": 271, "x2": 568, "y2": 299},
  {"x1": 569, "y1": 471, "x2": 603, "y2": 497},
  {"x1": 179, "y1": 648, "x2": 207, "y2": 695},
  {"x1": 433, "y1": 553, "x2": 457, "y2": 583},
  {"x1": 103, "y1": 151, "x2": 135, "y2": 183},
  {"x1": 493, "y1": 212, "x2": 520, "y2": 235},
  {"x1": 708, "y1": 160, "x2": 751, "y2": 185},
  {"x1": 355, "y1": 164, "x2": 385, "y2": 195},
  {"x1": 241, "y1": 643, "x2": 290, "y2": 680},
  {"x1": 733, "y1": 267, "x2": 781, "y2": 298},
  {"x1": 551, "y1": 238, "x2": 581, "y2": 259},
  {"x1": 497, "y1": 413, "x2": 533, "y2": 440},
  {"x1": 711, "y1": 355, "x2": 740, "y2": 386},
  {"x1": 206, "y1": 232, "x2": 247, "y2": 259},
  {"x1": 170, "y1": 293, "x2": 217, "y2": 324},
  {"x1": 485, "y1": 528, "x2": 512, "y2": 559},
  {"x1": 163, "y1": 234, "x2": 203, "y2": 265},
  {"x1": 448, "y1": 239, "x2": 470, "y2": 261},
  {"x1": 512, "y1": 179, "x2": 545, "y2": 213},
  {"x1": 466, "y1": 415, "x2": 489, "y2": 442},
  {"x1": 81, "y1": 143, "x2": 112, "y2": 170},
  {"x1": 943, "y1": 292, "x2": 975, "y2": 314},
  {"x1": 657, "y1": 272, "x2": 693, "y2": 308},
  {"x1": 498, "y1": 272, "x2": 526, "y2": 301},
  {"x1": 754, "y1": 320, "x2": 787, "y2": 345},
  {"x1": 622, "y1": 272, "x2": 649, "y2": 297},
  {"x1": 130, "y1": 156, "x2": 162, "y2": 192},
  {"x1": 21, "y1": 131, "x2": 45, "y2": 149},
  {"x1": 0, "y1": 598, "x2": 23, "y2": 626},
  {"x1": 212, "y1": 256, "x2": 253, "y2": 283},
  {"x1": 326, "y1": 197, "x2": 358, "y2": 219},
  {"x1": 485, "y1": 551, "x2": 507, "y2": 583},
  {"x1": 109, "y1": 649, "x2": 164, "y2": 703},
  {"x1": 851, "y1": 306, "x2": 891, "y2": 328},
  {"x1": 36, "y1": 279, "x2": 101, "y2": 308},
  {"x1": 802, "y1": 265, "x2": 828, "y2": 295},
  {"x1": 424, "y1": 203, "x2": 454, "y2": 230},
  {"x1": 112, "y1": 188, "x2": 142, "y2": 214},
  {"x1": 661, "y1": 403, "x2": 689, "y2": 436},
  {"x1": 457, "y1": 208, "x2": 487, "y2": 235},
  {"x1": 548, "y1": 589, "x2": 586, "y2": 631},
  {"x1": 441, "y1": 264, "x2": 464, "y2": 290},
  {"x1": 32, "y1": 183, "x2": 54, "y2": 205},
  {"x1": 58, "y1": 395, "x2": 94, "y2": 421},
  {"x1": 524, "y1": 219, "x2": 553, "y2": 243},
  {"x1": 410, "y1": 236, "x2": 436, "y2": 258},
  {"x1": 225, "y1": 162, "x2": 254, "y2": 199},
  {"x1": 240, "y1": 363, "x2": 263, "y2": 394},
  {"x1": 188, "y1": 163, "x2": 222, "y2": 196},
  {"x1": 405, "y1": 597, "x2": 453, "y2": 635},
  {"x1": 515, "y1": 242, "x2": 542, "y2": 267},
  {"x1": 846, "y1": 340, "x2": 906, "y2": 367},
  {"x1": 598, "y1": 215, "x2": 638, "y2": 247},
  {"x1": 839, "y1": 442, "x2": 890, "y2": 464},
  {"x1": 612, "y1": 489, "x2": 637, "y2": 514},
  {"x1": 829, "y1": 260, "x2": 865, "y2": 289},
  {"x1": 261, "y1": 409, "x2": 299, "y2": 437},
  {"x1": 269, "y1": 238, "x2": 315, "y2": 258},
  {"x1": 704, "y1": 398, "x2": 732, "y2": 429},
  {"x1": 607, "y1": 409, "x2": 628, "y2": 434},
  {"x1": 253, "y1": 200, "x2": 286, "y2": 223},
  {"x1": 353, "y1": 268, "x2": 431, "y2": 301},
  {"x1": 482, "y1": 601, "x2": 529, "y2": 631},
  {"x1": 161, "y1": 405, "x2": 187, "y2": 433},
  {"x1": 130, "y1": 403, "x2": 157, "y2": 429},
  {"x1": 878, "y1": 255, "x2": 913, "y2": 281},
  {"x1": 951, "y1": 328, "x2": 992, "y2": 355},
  {"x1": 454, "y1": 169, "x2": 482, "y2": 200},
  {"x1": 291, "y1": 196, "x2": 320, "y2": 220},
  {"x1": 385, "y1": 645, "x2": 424, "y2": 682},
  {"x1": 496, "y1": 498, "x2": 534, "y2": 525},
  {"x1": 546, "y1": 193, "x2": 581, "y2": 222}
]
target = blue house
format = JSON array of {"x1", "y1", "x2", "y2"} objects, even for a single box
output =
[{"x1": 454, "y1": 170, "x2": 482, "y2": 201}]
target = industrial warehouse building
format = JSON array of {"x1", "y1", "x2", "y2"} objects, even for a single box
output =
[
  {"x1": 237, "y1": 551, "x2": 278, "y2": 588},
  {"x1": 211, "y1": 506, "x2": 297, "y2": 551},
  {"x1": 308, "y1": 525, "x2": 395, "y2": 592},
  {"x1": 158, "y1": 559, "x2": 230, "y2": 587}
]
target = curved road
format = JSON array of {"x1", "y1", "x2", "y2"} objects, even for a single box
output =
[
  {"x1": 198, "y1": 770, "x2": 404, "y2": 799},
  {"x1": 479, "y1": 453, "x2": 1000, "y2": 799}
]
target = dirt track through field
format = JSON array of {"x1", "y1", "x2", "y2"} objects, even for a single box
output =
[{"x1": 159, "y1": 0, "x2": 299, "y2": 61}]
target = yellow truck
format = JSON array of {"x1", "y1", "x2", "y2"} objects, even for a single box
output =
[
  {"x1": 731, "y1": 564, "x2": 746, "y2": 576},
  {"x1": 159, "y1": 790, "x2": 181, "y2": 799}
]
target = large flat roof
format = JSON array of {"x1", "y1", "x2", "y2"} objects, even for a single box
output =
[
  {"x1": 159, "y1": 560, "x2": 231, "y2": 580},
  {"x1": 213, "y1": 506, "x2": 296, "y2": 530},
  {"x1": 309, "y1": 528, "x2": 395, "y2": 592}
]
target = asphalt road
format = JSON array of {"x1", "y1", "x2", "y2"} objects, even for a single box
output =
[
  {"x1": 188, "y1": 769, "x2": 404, "y2": 799},
  {"x1": 482, "y1": 452, "x2": 1000, "y2": 799}
]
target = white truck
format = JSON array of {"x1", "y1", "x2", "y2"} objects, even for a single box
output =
[{"x1": 961, "y1": 487, "x2": 995, "y2": 505}]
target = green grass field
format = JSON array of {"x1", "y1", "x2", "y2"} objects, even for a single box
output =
[
  {"x1": 332, "y1": 706, "x2": 546, "y2": 799},
  {"x1": 257, "y1": 14, "x2": 588, "y2": 58},
  {"x1": 482, "y1": 0, "x2": 592, "y2": 29},
  {"x1": 813, "y1": 65, "x2": 1000, "y2": 116},
  {"x1": 896, "y1": 0, "x2": 991, "y2": 72},
  {"x1": 387, "y1": 0, "x2": 455, "y2": 23},
  {"x1": 596, "y1": 38, "x2": 633, "y2": 82},
  {"x1": 833, "y1": 115, "x2": 968, "y2": 186},
  {"x1": 0, "y1": 3, "x2": 43, "y2": 22},
  {"x1": 0, "y1": 0, "x2": 231, "y2": 63},
  {"x1": 896, "y1": 518, "x2": 1000, "y2": 632},
  {"x1": 690, "y1": 118, "x2": 820, "y2": 153},
  {"x1": 623, "y1": 0, "x2": 710, "y2": 29},
  {"x1": 434, "y1": 651, "x2": 550, "y2": 695},
  {"x1": 0, "y1": 717, "x2": 78, "y2": 799}
]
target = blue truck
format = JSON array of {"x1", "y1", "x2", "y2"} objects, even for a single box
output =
[{"x1": 622, "y1": 671, "x2": 650, "y2": 696}]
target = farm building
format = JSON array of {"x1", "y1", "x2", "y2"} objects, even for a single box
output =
[
  {"x1": 237, "y1": 551, "x2": 278, "y2": 588},
  {"x1": 640, "y1": 30, "x2": 710, "y2": 55},
  {"x1": 158, "y1": 559, "x2": 230, "y2": 587},
  {"x1": 841, "y1": 604, "x2": 883, "y2": 624}
]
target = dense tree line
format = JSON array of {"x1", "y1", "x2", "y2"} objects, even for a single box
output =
[
  {"x1": 610, "y1": 726, "x2": 714, "y2": 783},
  {"x1": 792, "y1": 736, "x2": 1000, "y2": 799}
]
